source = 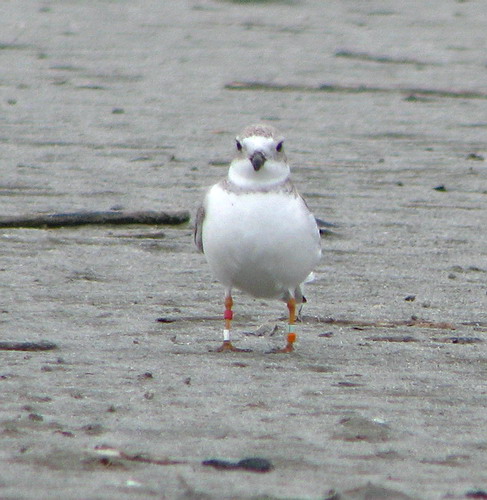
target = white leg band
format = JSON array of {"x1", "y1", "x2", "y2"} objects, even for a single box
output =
[{"x1": 223, "y1": 329, "x2": 230, "y2": 341}]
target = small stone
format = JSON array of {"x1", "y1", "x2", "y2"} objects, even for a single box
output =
[
  {"x1": 466, "y1": 153, "x2": 484, "y2": 161},
  {"x1": 236, "y1": 457, "x2": 273, "y2": 472},
  {"x1": 334, "y1": 415, "x2": 392, "y2": 442},
  {"x1": 0, "y1": 341, "x2": 57, "y2": 351},
  {"x1": 54, "y1": 430, "x2": 75, "y2": 438},
  {"x1": 318, "y1": 331, "x2": 334, "y2": 338},
  {"x1": 252, "y1": 322, "x2": 279, "y2": 337},
  {"x1": 28, "y1": 413, "x2": 43, "y2": 422},
  {"x1": 450, "y1": 337, "x2": 483, "y2": 344},
  {"x1": 202, "y1": 457, "x2": 273, "y2": 473},
  {"x1": 81, "y1": 423, "x2": 104, "y2": 436},
  {"x1": 202, "y1": 458, "x2": 234, "y2": 469},
  {"x1": 157, "y1": 317, "x2": 175, "y2": 323},
  {"x1": 466, "y1": 490, "x2": 487, "y2": 499}
]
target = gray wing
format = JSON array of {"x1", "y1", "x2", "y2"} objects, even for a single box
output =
[{"x1": 194, "y1": 205, "x2": 205, "y2": 253}]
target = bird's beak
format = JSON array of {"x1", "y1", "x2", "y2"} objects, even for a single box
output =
[{"x1": 250, "y1": 151, "x2": 266, "y2": 171}]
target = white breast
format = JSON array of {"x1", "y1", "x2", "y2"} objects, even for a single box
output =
[{"x1": 202, "y1": 183, "x2": 321, "y2": 299}]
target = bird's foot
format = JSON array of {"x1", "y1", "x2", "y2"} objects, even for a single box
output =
[
  {"x1": 267, "y1": 342, "x2": 295, "y2": 354},
  {"x1": 212, "y1": 341, "x2": 252, "y2": 353}
]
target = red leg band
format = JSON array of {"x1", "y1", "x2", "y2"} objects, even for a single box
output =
[{"x1": 224, "y1": 310, "x2": 233, "y2": 320}]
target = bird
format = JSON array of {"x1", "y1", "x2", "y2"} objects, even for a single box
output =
[{"x1": 194, "y1": 124, "x2": 321, "y2": 352}]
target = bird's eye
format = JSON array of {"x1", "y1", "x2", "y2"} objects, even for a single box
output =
[
  {"x1": 236, "y1": 140, "x2": 242, "y2": 152},
  {"x1": 276, "y1": 141, "x2": 284, "y2": 152}
]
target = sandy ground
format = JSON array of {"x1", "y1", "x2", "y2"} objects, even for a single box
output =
[{"x1": 1, "y1": 1, "x2": 486, "y2": 499}]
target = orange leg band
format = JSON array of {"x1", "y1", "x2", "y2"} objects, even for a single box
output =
[{"x1": 286, "y1": 298, "x2": 297, "y2": 348}]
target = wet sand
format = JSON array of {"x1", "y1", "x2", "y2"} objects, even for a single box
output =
[{"x1": 1, "y1": 1, "x2": 486, "y2": 498}]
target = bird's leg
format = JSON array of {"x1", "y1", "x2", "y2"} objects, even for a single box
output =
[
  {"x1": 215, "y1": 292, "x2": 251, "y2": 352},
  {"x1": 284, "y1": 297, "x2": 297, "y2": 352},
  {"x1": 269, "y1": 297, "x2": 297, "y2": 354}
]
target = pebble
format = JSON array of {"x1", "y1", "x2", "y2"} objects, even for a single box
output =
[{"x1": 202, "y1": 457, "x2": 273, "y2": 473}]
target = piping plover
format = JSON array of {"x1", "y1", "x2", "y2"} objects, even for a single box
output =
[{"x1": 195, "y1": 124, "x2": 321, "y2": 352}]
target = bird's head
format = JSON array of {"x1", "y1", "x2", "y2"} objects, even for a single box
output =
[{"x1": 228, "y1": 124, "x2": 290, "y2": 188}]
